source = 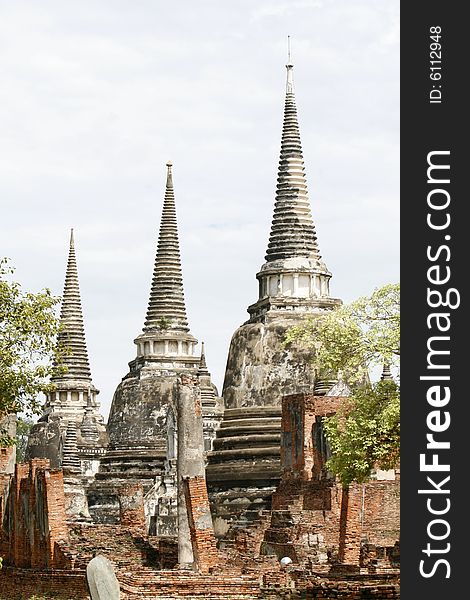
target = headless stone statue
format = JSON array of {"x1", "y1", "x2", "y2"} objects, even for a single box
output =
[{"x1": 86, "y1": 555, "x2": 120, "y2": 600}]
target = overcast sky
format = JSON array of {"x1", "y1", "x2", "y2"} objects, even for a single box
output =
[{"x1": 0, "y1": 0, "x2": 399, "y2": 419}]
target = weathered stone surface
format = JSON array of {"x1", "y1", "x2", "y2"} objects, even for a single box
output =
[
  {"x1": 26, "y1": 420, "x2": 62, "y2": 468},
  {"x1": 88, "y1": 369, "x2": 184, "y2": 531},
  {"x1": 177, "y1": 375, "x2": 207, "y2": 567},
  {"x1": 107, "y1": 372, "x2": 178, "y2": 451},
  {"x1": 198, "y1": 343, "x2": 224, "y2": 452},
  {"x1": 264, "y1": 63, "x2": 321, "y2": 263},
  {"x1": 53, "y1": 230, "x2": 93, "y2": 382},
  {"x1": 62, "y1": 420, "x2": 81, "y2": 471},
  {"x1": 222, "y1": 318, "x2": 317, "y2": 410},
  {"x1": 26, "y1": 230, "x2": 108, "y2": 474},
  {"x1": 207, "y1": 62, "x2": 342, "y2": 536},
  {"x1": 90, "y1": 164, "x2": 220, "y2": 536},
  {"x1": 86, "y1": 554, "x2": 120, "y2": 600}
]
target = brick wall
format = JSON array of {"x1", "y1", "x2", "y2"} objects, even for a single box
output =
[
  {"x1": 118, "y1": 568, "x2": 400, "y2": 600},
  {"x1": 261, "y1": 579, "x2": 400, "y2": 600},
  {"x1": 280, "y1": 395, "x2": 343, "y2": 481},
  {"x1": 0, "y1": 567, "x2": 89, "y2": 600},
  {"x1": 265, "y1": 393, "x2": 400, "y2": 569},
  {"x1": 362, "y1": 480, "x2": 400, "y2": 548},
  {"x1": 118, "y1": 569, "x2": 263, "y2": 599},
  {"x1": 0, "y1": 459, "x2": 69, "y2": 569},
  {"x1": 118, "y1": 482, "x2": 146, "y2": 535},
  {"x1": 338, "y1": 485, "x2": 362, "y2": 565},
  {"x1": 183, "y1": 475, "x2": 219, "y2": 573}
]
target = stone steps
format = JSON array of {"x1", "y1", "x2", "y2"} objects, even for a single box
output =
[
  {"x1": 208, "y1": 446, "x2": 280, "y2": 460},
  {"x1": 213, "y1": 434, "x2": 280, "y2": 450},
  {"x1": 221, "y1": 408, "x2": 282, "y2": 420},
  {"x1": 217, "y1": 423, "x2": 280, "y2": 436},
  {"x1": 220, "y1": 416, "x2": 281, "y2": 425}
]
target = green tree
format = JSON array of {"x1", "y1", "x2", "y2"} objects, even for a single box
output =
[
  {"x1": 285, "y1": 283, "x2": 400, "y2": 485},
  {"x1": 323, "y1": 380, "x2": 400, "y2": 486},
  {"x1": 0, "y1": 258, "x2": 63, "y2": 446},
  {"x1": 15, "y1": 416, "x2": 35, "y2": 462}
]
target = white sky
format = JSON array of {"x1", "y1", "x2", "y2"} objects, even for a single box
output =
[{"x1": 0, "y1": 1, "x2": 399, "y2": 419}]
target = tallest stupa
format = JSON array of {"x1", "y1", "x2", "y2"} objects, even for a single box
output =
[{"x1": 207, "y1": 57, "x2": 342, "y2": 536}]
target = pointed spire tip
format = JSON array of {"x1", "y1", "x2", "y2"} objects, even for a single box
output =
[
  {"x1": 285, "y1": 37, "x2": 294, "y2": 92},
  {"x1": 143, "y1": 160, "x2": 189, "y2": 333},
  {"x1": 198, "y1": 341, "x2": 209, "y2": 374},
  {"x1": 166, "y1": 161, "x2": 173, "y2": 182},
  {"x1": 287, "y1": 35, "x2": 293, "y2": 66},
  {"x1": 53, "y1": 227, "x2": 93, "y2": 383}
]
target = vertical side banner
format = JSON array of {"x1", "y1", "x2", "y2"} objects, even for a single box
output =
[{"x1": 401, "y1": 3, "x2": 466, "y2": 598}]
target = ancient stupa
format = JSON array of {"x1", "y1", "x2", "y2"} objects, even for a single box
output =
[
  {"x1": 206, "y1": 59, "x2": 342, "y2": 536},
  {"x1": 26, "y1": 230, "x2": 108, "y2": 474},
  {"x1": 88, "y1": 163, "x2": 221, "y2": 533}
]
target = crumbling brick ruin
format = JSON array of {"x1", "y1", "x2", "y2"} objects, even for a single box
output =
[
  {"x1": 261, "y1": 393, "x2": 400, "y2": 573},
  {"x1": 0, "y1": 390, "x2": 399, "y2": 598}
]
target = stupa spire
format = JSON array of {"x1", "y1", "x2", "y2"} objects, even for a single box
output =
[
  {"x1": 53, "y1": 229, "x2": 92, "y2": 382},
  {"x1": 381, "y1": 362, "x2": 393, "y2": 381},
  {"x1": 144, "y1": 162, "x2": 189, "y2": 333},
  {"x1": 264, "y1": 58, "x2": 322, "y2": 262},
  {"x1": 198, "y1": 342, "x2": 210, "y2": 376}
]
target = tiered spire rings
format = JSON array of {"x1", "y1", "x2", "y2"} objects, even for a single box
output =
[
  {"x1": 144, "y1": 162, "x2": 190, "y2": 334},
  {"x1": 52, "y1": 229, "x2": 93, "y2": 382}
]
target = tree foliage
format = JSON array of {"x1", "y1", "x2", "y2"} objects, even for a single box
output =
[
  {"x1": 285, "y1": 283, "x2": 399, "y2": 385},
  {"x1": 285, "y1": 283, "x2": 400, "y2": 485},
  {"x1": 323, "y1": 380, "x2": 400, "y2": 486},
  {"x1": 0, "y1": 258, "x2": 63, "y2": 445},
  {"x1": 15, "y1": 416, "x2": 35, "y2": 462}
]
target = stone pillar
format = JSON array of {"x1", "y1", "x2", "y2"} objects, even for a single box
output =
[
  {"x1": 177, "y1": 375, "x2": 206, "y2": 569},
  {"x1": 293, "y1": 273, "x2": 299, "y2": 295}
]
